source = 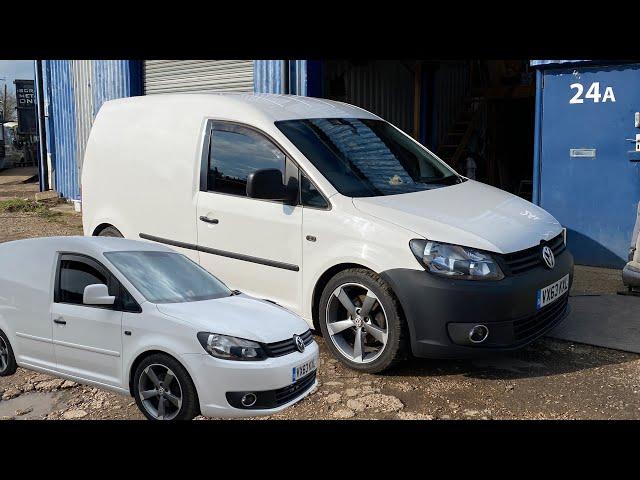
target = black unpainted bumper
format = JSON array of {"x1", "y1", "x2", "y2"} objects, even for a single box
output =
[{"x1": 381, "y1": 250, "x2": 574, "y2": 359}]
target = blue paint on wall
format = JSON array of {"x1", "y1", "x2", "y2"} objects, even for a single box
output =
[
  {"x1": 42, "y1": 60, "x2": 138, "y2": 200},
  {"x1": 538, "y1": 63, "x2": 640, "y2": 267}
]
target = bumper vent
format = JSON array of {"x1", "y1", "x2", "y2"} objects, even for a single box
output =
[
  {"x1": 502, "y1": 233, "x2": 566, "y2": 275},
  {"x1": 513, "y1": 294, "x2": 569, "y2": 342}
]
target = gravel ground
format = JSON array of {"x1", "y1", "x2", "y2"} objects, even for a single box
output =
[{"x1": 1, "y1": 179, "x2": 639, "y2": 420}]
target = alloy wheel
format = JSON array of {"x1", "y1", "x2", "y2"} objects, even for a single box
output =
[
  {"x1": 138, "y1": 364, "x2": 183, "y2": 420},
  {"x1": 0, "y1": 337, "x2": 8, "y2": 373},
  {"x1": 325, "y1": 282, "x2": 389, "y2": 364}
]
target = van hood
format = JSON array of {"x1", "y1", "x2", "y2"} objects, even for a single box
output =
[
  {"x1": 352, "y1": 180, "x2": 562, "y2": 254},
  {"x1": 156, "y1": 295, "x2": 310, "y2": 344}
]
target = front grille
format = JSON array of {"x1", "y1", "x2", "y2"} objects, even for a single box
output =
[
  {"x1": 513, "y1": 293, "x2": 569, "y2": 342},
  {"x1": 274, "y1": 371, "x2": 317, "y2": 406},
  {"x1": 263, "y1": 329, "x2": 314, "y2": 357},
  {"x1": 502, "y1": 233, "x2": 566, "y2": 275}
]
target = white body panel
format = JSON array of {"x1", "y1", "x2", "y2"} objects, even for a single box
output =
[
  {"x1": 81, "y1": 93, "x2": 563, "y2": 327},
  {"x1": 0, "y1": 237, "x2": 317, "y2": 417}
]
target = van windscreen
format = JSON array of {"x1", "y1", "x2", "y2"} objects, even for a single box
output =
[
  {"x1": 105, "y1": 251, "x2": 231, "y2": 304},
  {"x1": 275, "y1": 118, "x2": 464, "y2": 198}
]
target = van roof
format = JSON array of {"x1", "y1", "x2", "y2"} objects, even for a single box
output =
[{"x1": 100, "y1": 93, "x2": 379, "y2": 122}]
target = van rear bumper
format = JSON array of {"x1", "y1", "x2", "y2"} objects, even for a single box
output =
[{"x1": 381, "y1": 250, "x2": 574, "y2": 359}]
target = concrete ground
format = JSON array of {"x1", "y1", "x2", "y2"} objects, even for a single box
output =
[{"x1": 1, "y1": 176, "x2": 639, "y2": 420}]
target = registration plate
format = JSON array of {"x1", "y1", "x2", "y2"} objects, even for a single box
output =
[
  {"x1": 292, "y1": 358, "x2": 317, "y2": 382},
  {"x1": 536, "y1": 274, "x2": 570, "y2": 310}
]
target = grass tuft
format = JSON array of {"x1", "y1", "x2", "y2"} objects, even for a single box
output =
[{"x1": 0, "y1": 198, "x2": 61, "y2": 218}]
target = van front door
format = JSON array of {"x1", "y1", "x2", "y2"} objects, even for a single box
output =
[
  {"x1": 196, "y1": 122, "x2": 302, "y2": 314},
  {"x1": 51, "y1": 254, "x2": 123, "y2": 387}
]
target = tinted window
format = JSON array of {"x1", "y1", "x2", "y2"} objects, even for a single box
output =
[
  {"x1": 105, "y1": 251, "x2": 231, "y2": 304},
  {"x1": 208, "y1": 125, "x2": 286, "y2": 197},
  {"x1": 59, "y1": 260, "x2": 108, "y2": 305},
  {"x1": 301, "y1": 174, "x2": 328, "y2": 209},
  {"x1": 275, "y1": 118, "x2": 464, "y2": 198}
]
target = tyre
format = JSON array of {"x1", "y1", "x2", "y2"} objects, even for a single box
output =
[
  {"x1": 0, "y1": 330, "x2": 18, "y2": 377},
  {"x1": 318, "y1": 268, "x2": 408, "y2": 373},
  {"x1": 97, "y1": 226, "x2": 123, "y2": 237},
  {"x1": 133, "y1": 353, "x2": 200, "y2": 421}
]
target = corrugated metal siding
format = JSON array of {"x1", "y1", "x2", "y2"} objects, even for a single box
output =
[
  {"x1": 71, "y1": 60, "x2": 93, "y2": 173},
  {"x1": 254, "y1": 60, "x2": 284, "y2": 93},
  {"x1": 430, "y1": 62, "x2": 470, "y2": 150},
  {"x1": 324, "y1": 60, "x2": 414, "y2": 135},
  {"x1": 48, "y1": 61, "x2": 78, "y2": 200},
  {"x1": 254, "y1": 60, "x2": 307, "y2": 95},
  {"x1": 43, "y1": 60, "x2": 137, "y2": 200},
  {"x1": 144, "y1": 60, "x2": 254, "y2": 94}
]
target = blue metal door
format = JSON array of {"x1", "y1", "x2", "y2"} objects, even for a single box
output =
[{"x1": 539, "y1": 63, "x2": 640, "y2": 268}]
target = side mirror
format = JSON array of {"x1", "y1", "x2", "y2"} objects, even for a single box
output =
[
  {"x1": 246, "y1": 169, "x2": 286, "y2": 200},
  {"x1": 83, "y1": 284, "x2": 116, "y2": 306}
]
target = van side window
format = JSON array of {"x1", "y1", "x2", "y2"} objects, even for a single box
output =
[
  {"x1": 301, "y1": 174, "x2": 329, "y2": 209},
  {"x1": 58, "y1": 259, "x2": 108, "y2": 305},
  {"x1": 208, "y1": 124, "x2": 286, "y2": 197}
]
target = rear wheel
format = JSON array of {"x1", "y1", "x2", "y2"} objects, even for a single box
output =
[
  {"x1": 97, "y1": 226, "x2": 123, "y2": 237},
  {"x1": 0, "y1": 330, "x2": 18, "y2": 377},
  {"x1": 133, "y1": 353, "x2": 200, "y2": 421},
  {"x1": 318, "y1": 268, "x2": 408, "y2": 373}
]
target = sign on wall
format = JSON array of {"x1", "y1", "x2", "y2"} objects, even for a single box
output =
[{"x1": 14, "y1": 79, "x2": 37, "y2": 135}]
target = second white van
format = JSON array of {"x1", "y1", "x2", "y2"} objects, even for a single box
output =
[{"x1": 82, "y1": 93, "x2": 573, "y2": 373}]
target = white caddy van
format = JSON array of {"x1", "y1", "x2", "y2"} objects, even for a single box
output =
[{"x1": 82, "y1": 94, "x2": 573, "y2": 373}]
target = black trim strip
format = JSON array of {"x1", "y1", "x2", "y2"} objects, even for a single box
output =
[{"x1": 139, "y1": 233, "x2": 300, "y2": 272}]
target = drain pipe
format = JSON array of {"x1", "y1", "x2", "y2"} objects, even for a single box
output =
[{"x1": 35, "y1": 60, "x2": 49, "y2": 191}]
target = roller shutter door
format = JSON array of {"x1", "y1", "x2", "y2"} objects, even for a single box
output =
[{"x1": 143, "y1": 60, "x2": 254, "y2": 95}]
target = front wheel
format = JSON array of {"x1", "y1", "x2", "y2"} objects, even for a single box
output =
[
  {"x1": 0, "y1": 330, "x2": 18, "y2": 377},
  {"x1": 318, "y1": 268, "x2": 408, "y2": 373},
  {"x1": 133, "y1": 353, "x2": 200, "y2": 421}
]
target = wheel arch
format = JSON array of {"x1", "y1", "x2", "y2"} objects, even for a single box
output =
[
  {"x1": 92, "y1": 222, "x2": 117, "y2": 236},
  {"x1": 127, "y1": 349, "x2": 196, "y2": 399},
  {"x1": 311, "y1": 262, "x2": 379, "y2": 331}
]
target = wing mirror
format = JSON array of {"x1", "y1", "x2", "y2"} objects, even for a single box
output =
[
  {"x1": 83, "y1": 284, "x2": 116, "y2": 306},
  {"x1": 246, "y1": 168, "x2": 287, "y2": 201}
]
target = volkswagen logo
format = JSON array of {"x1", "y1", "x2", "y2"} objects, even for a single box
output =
[
  {"x1": 542, "y1": 245, "x2": 555, "y2": 269},
  {"x1": 294, "y1": 334, "x2": 305, "y2": 353}
]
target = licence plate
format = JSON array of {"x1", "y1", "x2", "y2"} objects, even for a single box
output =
[
  {"x1": 292, "y1": 358, "x2": 317, "y2": 382},
  {"x1": 536, "y1": 274, "x2": 570, "y2": 309}
]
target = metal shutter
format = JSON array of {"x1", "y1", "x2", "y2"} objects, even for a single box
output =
[{"x1": 143, "y1": 60, "x2": 254, "y2": 95}]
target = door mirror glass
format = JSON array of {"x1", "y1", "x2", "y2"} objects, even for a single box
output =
[
  {"x1": 246, "y1": 168, "x2": 286, "y2": 200},
  {"x1": 83, "y1": 284, "x2": 116, "y2": 306}
]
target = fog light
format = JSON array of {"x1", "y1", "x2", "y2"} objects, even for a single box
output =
[
  {"x1": 241, "y1": 393, "x2": 257, "y2": 407},
  {"x1": 469, "y1": 325, "x2": 489, "y2": 344}
]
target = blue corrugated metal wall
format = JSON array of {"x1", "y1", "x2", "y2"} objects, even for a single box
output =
[
  {"x1": 43, "y1": 60, "x2": 141, "y2": 200},
  {"x1": 254, "y1": 60, "x2": 306, "y2": 95}
]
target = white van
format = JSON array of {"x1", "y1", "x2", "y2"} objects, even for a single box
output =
[
  {"x1": 82, "y1": 94, "x2": 573, "y2": 373},
  {"x1": 0, "y1": 236, "x2": 317, "y2": 420}
]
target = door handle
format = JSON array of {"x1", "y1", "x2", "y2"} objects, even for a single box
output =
[
  {"x1": 53, "y1": 317, "x2": 66, "y2": 325},
  {"x1": 199, "y1": 216, "x2": 219, "y2": 224}
]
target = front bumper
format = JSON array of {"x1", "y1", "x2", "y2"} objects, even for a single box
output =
[
  {"x1": 381, "y1": 249, "x2": 574, "y2": 358},
  {"x1": 181, "y1": 341, "x2": 319, "y2": 418}
]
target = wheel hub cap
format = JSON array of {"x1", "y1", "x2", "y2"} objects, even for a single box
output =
[{"x1": 325, "y1": 283, "x2": 389, "y2": 364}]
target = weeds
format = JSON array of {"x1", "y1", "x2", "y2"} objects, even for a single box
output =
[{"x1": 0, "y1": 198, "x2": 61, "y2": 219}]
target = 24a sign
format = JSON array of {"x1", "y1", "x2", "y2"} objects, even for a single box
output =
[{"x1": 570, "y1": 82, "x2": 616, "y2": 104}]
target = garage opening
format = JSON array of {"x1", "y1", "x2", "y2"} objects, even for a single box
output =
[{"x1": 314, "y1": 60, "x2": 536, "y2": 200}]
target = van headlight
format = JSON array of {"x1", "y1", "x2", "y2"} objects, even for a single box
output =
[
  {"x1": 409, "y1": 239, "x2": 504, "y2": 280},
  {"x1": 197, "y1": 332, "x2": 267, "y2": 361}
]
